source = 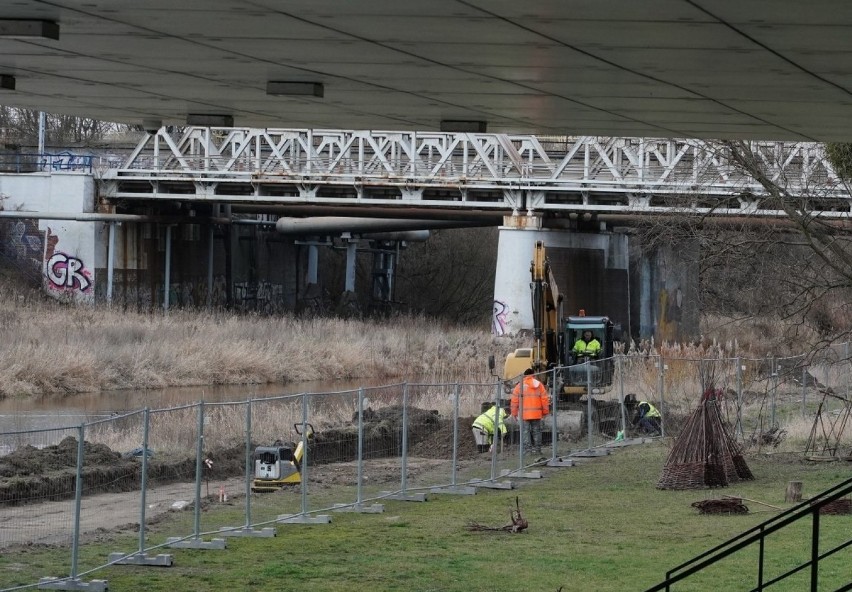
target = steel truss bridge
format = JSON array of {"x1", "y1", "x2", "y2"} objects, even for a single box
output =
[{"x1": 101, "y1": 128, "x2": 850, "y2": 220}]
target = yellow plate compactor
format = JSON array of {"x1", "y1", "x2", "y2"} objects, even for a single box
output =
[{"x1": 251, "y1": 424, "x2": 313, "y2": 492}]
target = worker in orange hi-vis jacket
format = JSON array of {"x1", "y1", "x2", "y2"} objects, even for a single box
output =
[{"x1": 511, "y1": 368, "x2": 550, "y2": 457}]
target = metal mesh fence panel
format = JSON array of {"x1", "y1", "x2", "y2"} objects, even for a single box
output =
[
  {"x1": 453, "y1": 381, "x2": 517, "y2": 487},
  {"x1": 248, "y1": 394, "x2": 307, "y2": 522},
  {"x1": 0, "y1": 425, "x2": 80, "y2": 589},
  {"x1": 737, "y1": 356, "x2": 778, "y2": 447},
  {"x1": 394, "y1": 382, "x2": 453, "y2": 493},
  {"x1": 349, "y1": 383, "x2": 406, "y2": 504},
  {"x1": 549, "y1": 357, "x2": 623, "y2": 451},
  {"x1": 201, "y1": 400, "x2": 249, "y2": 535},
  {"x1": 823, "y1": 342, "x2": 852, "y2": 401},
  {"x1": 660, "y1": 357, "x2": 700, "y2": 423},
  {"x1": 145, "y1": 404, "x2": 202, "y2": 544},
  {"x1": 619, "y1": 354, "x2": 662, "y2": 428},
  {"x1": 77, "y1": 411, "x2": 148, "y2": 571}
]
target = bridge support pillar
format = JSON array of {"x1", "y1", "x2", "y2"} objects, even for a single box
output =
[
  {"x1": 492, "y1": 216, "x2": 544, "y2": 336},
  {"x1": 307, "y1": 244, "x2": 318, "y2": 284},
  {"x1": 492, "y1": 215, "x2": 630, "y2": 339},
  {"x1": 633, "y1": 239, "x2": 699, "y2": 343},
  {"x1": 344, "y1": 237, "x2": 356, "y2": 292}
]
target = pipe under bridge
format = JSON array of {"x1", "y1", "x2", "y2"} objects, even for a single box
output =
[{"x1": 100, "y1": 127, "x2": 849, "y2": 221}]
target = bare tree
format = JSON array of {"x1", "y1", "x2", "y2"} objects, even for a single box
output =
[
  {"x1": 396, "y1": 227, "x2": 497, "y2": 325},
  {"x1": 708, "y1": 141, "x2": 852, "y2": 348},
  {"x1": 0, "y1": 106, "x2": 130, "y2": 147},
  {"x1": 626, "y1": 139, "x2": 852, "y2": 353}
]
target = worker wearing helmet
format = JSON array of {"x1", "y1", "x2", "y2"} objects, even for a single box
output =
[
  {"x1": 635, "y1": 400, "x2": 662, "y2": 435},
  {"x1": 572, "y1": 330, "x2": 602, "y2": 359},
  {"x1": 472, "y1": 404, "x2": 508, "y2": 453},
  {"x1": 511, "y1": 368, "x2": 551, "y2": 456}
]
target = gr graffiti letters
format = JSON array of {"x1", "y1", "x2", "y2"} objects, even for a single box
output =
[
  {"x1": 47, "y1": 252, "x2": 92, "y2": 292},
  {"x1": 492, "y1": 300, "x2": 509, "y2": 336}
]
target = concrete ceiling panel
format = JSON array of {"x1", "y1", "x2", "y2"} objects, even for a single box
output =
[{"x1": 0, "y1": 1, "x2": 851, "y2": 140}]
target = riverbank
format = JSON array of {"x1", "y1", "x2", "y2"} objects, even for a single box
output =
[
  {"x1": 0, "y1": 278, "x2": 522, "y2": 399},
  {"x1": 0, "y1": 267, "x2": 827, "y2": 400}
]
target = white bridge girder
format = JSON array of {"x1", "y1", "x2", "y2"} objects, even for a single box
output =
[{"x1": 99, "y1": 127, "x2": 850, "y2": 219}]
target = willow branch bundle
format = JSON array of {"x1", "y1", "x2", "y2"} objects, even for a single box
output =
[
  {"x1": 658, "y1": 389, "x2": 753, "y2": 490},
  {"x1": 692, "y1": 498, "x2": 749, "y2": 514}
]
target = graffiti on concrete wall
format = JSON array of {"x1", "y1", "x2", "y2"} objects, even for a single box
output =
[
  {"x1": 234, "y1": 281, "x2": 286, "y2": 314},
  {"x1": 39, "y1": 151, "x2": 94, "y2": 172},
  {"x1": 46, "y1": 252, "x2": 92, "y2": 291},
  {"x1": 492, "y1": 300, "x2": 509, "y2": 336},
  {"x1": 6, "y1": 219, "x2": 43, "y2": 270},
  {"x1": 43, "y1": 228, "x2": 92, "y2": 297}
]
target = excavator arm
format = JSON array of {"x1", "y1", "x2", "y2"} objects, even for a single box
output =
[
  {"x1": 502, "y1": 240, "x2": 565, "y2": 383},
  {"x1": 530, "y1": 240, "x2": 563, "y2": 373}
]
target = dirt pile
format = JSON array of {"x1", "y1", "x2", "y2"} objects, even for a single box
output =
[
  {"x1": 0, "y1": 407, "x2": 484, "y2": 505},
  {"x1": 311, "y1": 405, "x2": 480, "y2": 463},
  {"x1": 0, "y1": 436, "x2": 247, "y2": 506},
  {"x1": 0, "y1": 436, "x2": 121, "y2": 477}
]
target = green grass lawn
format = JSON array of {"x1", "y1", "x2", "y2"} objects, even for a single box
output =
[{"x1": 1, "y1": 443, "x2": 849, "y2": 592}]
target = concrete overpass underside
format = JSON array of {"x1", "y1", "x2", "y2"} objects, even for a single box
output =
[{"x1": 0, "y1": 1, "x2": 851, "y2": 141}]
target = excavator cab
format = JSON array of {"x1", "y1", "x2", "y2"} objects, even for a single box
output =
[{"x1": 559, "y1": 315, "x2": 615, "y2": 400}]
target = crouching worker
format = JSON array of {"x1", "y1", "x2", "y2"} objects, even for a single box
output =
[
  {"x1": 635, "y1": 400, "x2": 662, "y2": 435},
  {"x1": 472, "y1": 404, "x2": 508, "y2": 453}
]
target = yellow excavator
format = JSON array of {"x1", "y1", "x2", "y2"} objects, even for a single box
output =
[
  {"x1": 251, "y1": 424, "x2": 313, "y2": 492},
  {"x1": 501, "y1": 240, "x2": 620, "y2": 433}
]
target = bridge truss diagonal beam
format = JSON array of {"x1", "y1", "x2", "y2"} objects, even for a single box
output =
[{"x1": 100, "y1": 128, "x2": 851, "y2": 220}]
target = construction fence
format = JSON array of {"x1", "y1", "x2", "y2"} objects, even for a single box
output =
[{"x1": 1, "y1": 349, "x2": 850, "y2": 591}]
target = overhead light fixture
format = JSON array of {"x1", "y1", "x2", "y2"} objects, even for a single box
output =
[
  {"x1": 0, "y1": 19, "x2": 59, "y2": 40},
  {"x1": 0, "y1": 75, "x2": 15, "y2": 90},
  {"x1": 440, "y1": 120, "x2": 487, "y2": 133},
  {"x1": 186, "y1": 114, "x2": 234, "y2": 127},
  {"x1": 142, "y1": 119, "x2": 162, "y2": 134},
  {"x1": 266, "y1": 81, "x2": 324, "y2": 97}
]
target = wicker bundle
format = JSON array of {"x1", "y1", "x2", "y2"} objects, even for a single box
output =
[
  {"x1": 818, "y1": 498, "x2": 851, "y2": 515},
  {"x1": 658, "y1": 388, "x2": 753, "y2": 490},
  {"x1": 692, "y1": 498, "x2": 749, "y2": 514}
]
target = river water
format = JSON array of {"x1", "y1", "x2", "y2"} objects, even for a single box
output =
[{"x1": 0, "y1": 378, "x2": 391, "y2": 433}]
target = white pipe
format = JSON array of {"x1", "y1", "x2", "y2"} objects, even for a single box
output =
[
  {"x1": 276, "y1": 216, "x2": 473, "y2": 235},
  {"x1": 106, "y1": 222, "x2": 116, "y2": 304},
  {"x1": 164, "y1": 225, "x2": 172, "y2": 312}
]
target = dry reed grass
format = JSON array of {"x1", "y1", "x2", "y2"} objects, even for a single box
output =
[
  {"x1": 0, "y1": 278, "x2": 524, "y2": 398},
  {"x1": 3, "y1": 268, "x2": 850, "y2": 459}
]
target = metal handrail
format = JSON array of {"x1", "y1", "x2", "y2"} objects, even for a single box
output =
[{"x1": 645, "y1": 476, "x2": 852, "y2": 591}]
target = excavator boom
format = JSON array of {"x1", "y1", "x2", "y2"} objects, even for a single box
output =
[{"x1": 530, "y1": 240, "x2": 562, "y2": 372}]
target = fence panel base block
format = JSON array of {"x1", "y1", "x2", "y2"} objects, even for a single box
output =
[
  {"x1": 276, "y1": 514, "x2": 332, "y2": 524},
  {"x1": 430, "y1": 485, "x2": 477, "y2": 495},
  {"x1": 166, "y1": 537, "x2": 226, "y2": 549},
  {"x1": 546, "y1": 457, "x2": 576, "y2": 467},
  {"x1": 108, "y1": 551, "x2": 174, "y2": 566},
  {"x1": 332, "y1": 503, "x2": 385, "y2": 513},
  {"x1": 501, "y1": 469, "x2": 543, "y2": 479},
  {"x1": 472, "y1": 479, "x2": 514, "y2": 490},
  {"x1": 381, "y1": 492, "x2": 428, "y2": 502},
  {"x1": 219, "y1": 526, "x2": 276, "y2": 537},
  {"x1": 38, "y1": 577, "x2": 108, "y2": 591}
]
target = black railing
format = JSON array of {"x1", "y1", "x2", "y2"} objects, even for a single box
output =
[{"x1": 646, "y1": 476, "x2": 852, "y2": 592}]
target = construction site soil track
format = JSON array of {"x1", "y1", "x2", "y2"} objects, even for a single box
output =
[{"x1": 0, "y1": 406, "x2": 481, "y2": 508}]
